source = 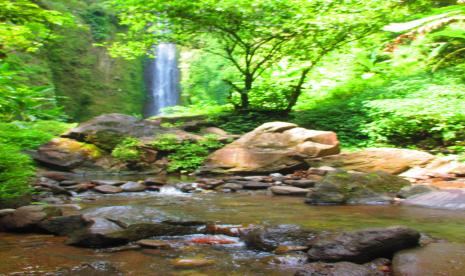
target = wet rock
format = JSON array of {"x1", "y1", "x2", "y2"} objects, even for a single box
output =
[
  {"x1": 177, "y1": 183, "x2": 196, "y2": 193},
  {"x1": 240, "y1": 225, "x2": 315, "y2": 251},
  {"x1": 68, "y1": 221, "x2": 200, "y2": 248},
  {"x1": 144, "y1": 177, "x2": 167, "y2": 186},
  {"x1": 274, "y1": 245, "x2": 309, "y2": 254},
  {"x1": 83, "y1": 205, "x2": 167, "y2": 225},
  {"x1": 171, "y1": 258, "x2": 215, "y2": 268},
  {"x1": 197, "y1": 178, "x2": 224, "y2": 189},
  {"x1": 307, "y1": 148, "x2": 434, "y2": 175},
  {"x1": 262, "y1": 254, "x2": 308, "y2": 266},
  {"x1": 36, "y1": 177, "x2": 73, "y2": 196},
  {"x1": 38, "y1": 215, "x2": 91, "y2": 235},
  {"x1": 397, "y1": 184, "x2": 438, "y2": 199},
  {"x1": 0, "y1": 205, "x2": 62, "y2": 232},
  {"x1": 136, "y1": 239, "x2": 172, "y2": 249},
  {"x1": 392, "y1": 243, "x2": 465, "y2": 276},
  {"x1": 66, "y1": 182, "x2": 96, "y2": 193},
  {"x1": 305, "y1": 171, "x2": 409, "y2": 205},
  {"x1": 220, "y1": 183, "x2": 243, "y2": 191},
  {"x1": 271, "y1": 186, "x2": 309, "y2": 196},
  {"x1": 53, "y1": 261, "x2": 123, "y2": 276},
  {"x1": 200, "y1": 122, "x2": 339, "y2": 174},
  {"x1": 59, "y1": 180, "x2": 78, "y2": 186},
  {"x1": 121, "y1": 181, "x2": 146, "y2": 192},
  {"x1": 91, "y1": 180, "x2": 125, "y2": 186},
  {"x1": 307, "y1": 226, "x2": 420, "y2": 263},
  {"x1": 401, "y1": 155, "x2": 465, "y2": 179},
  {"x1": 146, "y1": 186, "x2": 161, "y2": 192},
  {"x1": 242, "y1": 181, "x2": 271, "y2": 190},
  {"x1": 93, "y1": 185, "x2": 123, "y2": 194},
  {"x1": 295, "y1": 262, "x2": 382, "y2": 276},
  {"x1": 283, "y1": 179, "x2": 316, "y2": 188},
  {"x1": 402, "y1": 189, "x2": 465, "y2": 210},
  {"x1": 40, "y1": 171, "x2": 74, "y2": 181}
]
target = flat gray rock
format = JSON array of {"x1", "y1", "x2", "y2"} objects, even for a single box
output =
[{"x1": 403, "y1": 189, "x2": 465, "y2": 210}]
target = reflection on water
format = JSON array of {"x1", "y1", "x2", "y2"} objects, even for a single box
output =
[{"x1": 1, "y1": 188, "x2": 465, "y2": 275}]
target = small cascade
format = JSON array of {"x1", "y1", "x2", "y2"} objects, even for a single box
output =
[{"x1": 145, "y1": 43, "x2": 180, "y2": 117}]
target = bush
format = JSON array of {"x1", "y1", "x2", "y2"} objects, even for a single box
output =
[
  {"x1": 111, "y1": 137, "x2": 142, "y2": 162},
  {"x1": 0, "y1": 145, "x2": 35, "y2": 200},
  {"x1": 151, "y1": 134, "x2": 223, "y2": 173},
  {"x1": 0, "y1": 120, "x2": 73, "y2": 201}
]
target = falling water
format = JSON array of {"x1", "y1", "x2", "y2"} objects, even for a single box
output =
[{"x1": 145, "y1": 43, "x2": 180, "y2": 117}]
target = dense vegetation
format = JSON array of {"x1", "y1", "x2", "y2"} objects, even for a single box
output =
[{"x1": 1, "y1": 0, "x2": 464, "y2": 201}]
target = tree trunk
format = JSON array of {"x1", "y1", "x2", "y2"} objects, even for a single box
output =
[{"x1": 285, "y1": 67, "x2": 311, "y2": 113}]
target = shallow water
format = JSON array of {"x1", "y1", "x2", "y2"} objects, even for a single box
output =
[{"x1": 1, "y1": 188, "x2": 465, "y2": 275}]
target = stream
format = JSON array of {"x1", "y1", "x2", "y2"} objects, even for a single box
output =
[{"x1": 1, "y1": 178, "x2": 465, "y2": 275}]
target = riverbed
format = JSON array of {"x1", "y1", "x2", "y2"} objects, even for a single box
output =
[{"x1": 1, "y1": 186, "x2": 465, "y2": 275}]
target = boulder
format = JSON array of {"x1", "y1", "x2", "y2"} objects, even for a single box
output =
[
  {"x1": 33, "y1": 138, "x2": 104, "y2": 171},
  {"x1": 295, "y1": 262, "x2": 383, "y2": 276},
  {"x1": 93, "y1": 185, "x2": 123, "y2": 194},
  {"x1": 136, "y1": 239, "x2": 172, "y2": 249},
  {"x1": 62, "y1": 114, "x2": 163, "y2": 150},
  {"x1": 392, "y1": 243, "x2": 465, "y2": 276},
  {"x1": 144, "y1": 177, "x2": 167, "y2": 186},
  {"x1": 307, "y1": 226, "x2": 420, "y2": 263},
  {"x1": 305, "y1": 171, "x2": 409, "y2": 205},
  {"x1": 283, "y1": 179, "x2": 316, "y2": 188},
  {"x1": 402, "y1": 189, "x2": 465, "y2": 210},
  {"x1": 219, "y1": 183, "x2": 243, "y2": 191},
  {"x1": 0, "y1": 205, "x2": 62, "y2": 232},
  {"x1": 121, "y1": 181, "x2": 146, "y2": 192},
  {"x1": 308, "y1": 148, "x2": 434, "y2": 174},
  {"x1": 401, "y1": 155, "x2": 465, "y2": 179},
  {"x1": 91, "y1": 180, "x2": 125, "y2": 186},
  {"x1": 242, "y1": 181, "x2": 271, "y2": 190},
  {"x1": 397, "y1": 185, "x2": 438, "y2": 199},
  {"x1": 239, "y1": 224, "x2": 315, "y2": 252},
  {"x1": 199, "y1": 122, "x2": 339, "y2": 174},
  {"x1": 271, "y1": 186, "x2": 309, "y2": 196},
  {"x1": 38, "y1": 215, "x2": 91, "y2": 235},
  {"x1": 66, "y1": 182, "x2": 96, "y2": 193},
  {"x1": 68, "y1": 221, "x2": 200, "y2": 248}
]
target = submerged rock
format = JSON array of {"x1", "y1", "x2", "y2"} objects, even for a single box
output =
[
  {"x1": 0, "y1": 205, "x2": 62, "y2": 232},
  {"x1": 397, "y1": 184, "x2": 438, "y2": 199},
  {"x1": 402, "y1": 189, "x2": 465, "y2": 210},
  {"x1": 295, "y1": 262, "x2": 383, "y2": 276},
  {"x1": 307, "y1": 226, "x2": 420, "y2": 263},
  {"x1": 305, "y1": 171, "x2": 409, "y2": 205},
  {"x1": 307, "y1": 148, "x2": 434, "y2": 174},
  {"x1": 136, "y1": 239, "x2": 172, "y2": 249},
  {"x1": 171, "y1": 258, "x2": 215, "y2": 268},
  {"x1": 53, "y1": 261, "x2": 123, "y2": 276},
  {"x1": 200, "y1": 122, "x2": 339, "y2": 174},
  {"x1": 392, "y1": 243, "x2": 465, "y2": 276},
  {"x1": 240, "y1": 224, "x2": 315, "y2": 251},
  {"x1": 38, "y1": 215, "x2": 91, "y2": 235}
]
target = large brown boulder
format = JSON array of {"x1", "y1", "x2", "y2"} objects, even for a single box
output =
[
  {"x1": 0, "y1": 205, "x2": 62, "y2": 232},
  {"x1": 199, "y1": 122, "x2": 340, "y2": 174},
  {"x1": 33, "y1": 138, "x2": 106, "y2": 171},
  {"x1": 307, "y1": 148, "x2": 434, "y2": 174},
  {"x1": 62, "y1": 113, "x2": 164, "y2": 150}
]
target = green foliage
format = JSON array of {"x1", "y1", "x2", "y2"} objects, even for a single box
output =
[
  {"x1": 110, "y1": 0, "x2": 411, "y2": 111},
  {"x1": 111, "y1": 137, "x2": 142, "y2": 162},
  {"x1": 0, "y1": 144, "x2": 34, "y2": 200},
  {"x1": 207, "y1": 111, "x2": 289, "y2": 134},
  {"x1": 0, "y1": 120, "x2": 73, "y2": 200},
  {"x1": 81, "y1": 6, "x2": 113, "y2": 42},
  {"x1": 151, "y1": 134, "x2": 223, "y2": 173}
]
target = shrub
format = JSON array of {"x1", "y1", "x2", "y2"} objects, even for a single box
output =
[
  {"x1": 0, "y1": 145, "x2": 35, "y2": 200},
  {"x1": 111, "y1": 137, "x2": 142, "y2": 162},
  {"x1": 151, "y1": 134, "x2": 223, "y2": 173}
]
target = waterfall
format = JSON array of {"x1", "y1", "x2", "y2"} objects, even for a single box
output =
[{"x1": 145, "y1": 43, "x2": 180, "y2": 117}]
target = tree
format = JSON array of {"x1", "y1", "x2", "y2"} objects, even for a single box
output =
[{"x1": 109, "y1": 0, "x2": 419, "y2": 112}]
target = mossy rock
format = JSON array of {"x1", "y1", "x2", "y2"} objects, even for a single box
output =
[{"x1": 305, "y1": 171, "x2": 409, "y2": 205}]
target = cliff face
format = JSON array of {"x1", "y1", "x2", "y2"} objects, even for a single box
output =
[{"x1": 32, "y1": 0, "x2": 147, "y2": 121}]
